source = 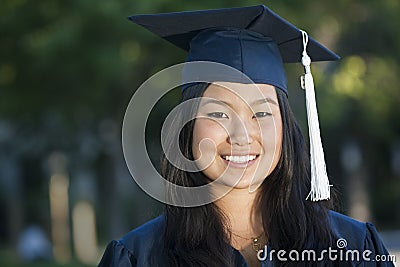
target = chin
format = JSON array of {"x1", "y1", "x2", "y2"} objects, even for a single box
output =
[{"x1": 216, "y1": 174, "x2": 266, "y2": 190}]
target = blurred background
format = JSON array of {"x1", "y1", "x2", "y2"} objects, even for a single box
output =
[{"x1": 1, "y1": 0, "x2": 399, "y2": 266}]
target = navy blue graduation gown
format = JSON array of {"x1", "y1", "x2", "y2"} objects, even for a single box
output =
[{"x1": 98, "y1": 211, "x2": 395, "y2": 266}]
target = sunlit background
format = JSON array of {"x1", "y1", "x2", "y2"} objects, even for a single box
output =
[{"x1": 0, "y1": 0, "x2": 399, "y2": 266}]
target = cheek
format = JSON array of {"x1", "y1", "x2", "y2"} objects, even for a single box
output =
[
  {"x1": 274, "y1": 120, "x2": 283, "y2": 156},
  {"x1": 192, "y1": 119, "x2": 227, "y2": 160},
  {"x1": 260, "y1": 116, "x2": 283, "y2": 155}
]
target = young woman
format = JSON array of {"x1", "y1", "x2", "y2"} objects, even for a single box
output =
[{"x1": 99, "y1": 5, "x2": 393, "y2": 267}]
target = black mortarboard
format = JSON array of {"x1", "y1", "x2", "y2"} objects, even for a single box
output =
[
  {"x1": 128, "y1": 5, "x2": 338, "y2": 201},
  {"x1": 128, "y1": 5, "x2": 339, "y2": 94}
]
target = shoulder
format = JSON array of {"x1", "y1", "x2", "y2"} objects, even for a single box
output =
[
  {"x1": 328, "y1": 210, "x2": 368, "y2": 251},
  {"x1": 328, "y1": 210, "x2": 393, "y2": 264},
  {"x1": 328, "y1": 210, "x2": 367, "y2": 239},
  {"x1": 98, "y1": 215, "x2": 166, "y2": 267},
  {"x1": 119, "y1": 214, "x2": 166, "y2": 254}
]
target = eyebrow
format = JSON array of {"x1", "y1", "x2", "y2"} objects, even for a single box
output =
[
  {"x1": 200, "y1": 97, "x2": 278, "y2": 107},
  {"x1": 200, "y1": 98, "x2": 230, "y2": 107},
  {"x1": 251, "y1": 97, "x2": 278, "y2": 106}
]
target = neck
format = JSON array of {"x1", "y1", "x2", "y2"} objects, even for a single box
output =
[{"x1": 214, "y1": 187, "x2": 262, "y2": 237}]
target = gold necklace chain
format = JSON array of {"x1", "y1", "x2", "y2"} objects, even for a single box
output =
[{"x1": 231, "y1": 232, "x2": 264, "y2": 252}]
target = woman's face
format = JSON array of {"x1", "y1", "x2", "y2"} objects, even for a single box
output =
[{"x1": 192, "y1": 82, "x2": 283, "y2": 190}]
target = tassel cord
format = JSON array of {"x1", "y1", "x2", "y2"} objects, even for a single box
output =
[{"x1": 300, "y1": 30, "x2": 331, "y2": 201}]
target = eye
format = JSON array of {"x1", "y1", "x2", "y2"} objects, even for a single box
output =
[
  {"x1": 253, "y1": 111, "x2": 272, "y2": 119},
  {"x1": 207, "y1": 112, "x2": 229, "y2": 119}
]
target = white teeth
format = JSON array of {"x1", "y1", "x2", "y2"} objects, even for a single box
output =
[{"x1": 223, "y1": 155, "x2": 257, "y2": 163}]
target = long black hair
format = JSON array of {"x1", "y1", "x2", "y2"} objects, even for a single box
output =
[{"x1": 161, "y1": 83, "x2": 335, "y2": 266}]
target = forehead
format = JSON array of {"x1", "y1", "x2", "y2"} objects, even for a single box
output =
[{"x1": 202, "y1": 82, "x2": 278, "y2": 104}]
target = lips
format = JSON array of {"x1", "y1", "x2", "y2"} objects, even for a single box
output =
[{"x1": 221, "y1": 155, "x2": 258, "y2": 163}]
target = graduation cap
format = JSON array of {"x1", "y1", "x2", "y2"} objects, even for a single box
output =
[{"x1": 128, "y1": 5, "x2": 338, "y2": 201}]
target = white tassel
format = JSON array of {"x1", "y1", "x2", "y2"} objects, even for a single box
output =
[{"x1": 300, "y1": 30, "x2": 331, "y2": 201}]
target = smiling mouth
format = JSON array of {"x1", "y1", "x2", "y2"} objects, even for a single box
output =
[{"x1": 220, "y1": 155, "x2": 259, "y2": 163}]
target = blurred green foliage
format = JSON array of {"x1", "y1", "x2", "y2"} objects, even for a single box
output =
[{"x1": 0, "y1": 0, "x2": 399, "y2": 265}]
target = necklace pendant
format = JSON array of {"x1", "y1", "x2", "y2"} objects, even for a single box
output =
[{"x1": 252, "y1": 238, "x2": 261, "y2": 252}]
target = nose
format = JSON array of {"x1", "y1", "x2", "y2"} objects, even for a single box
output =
[{"x1": 227, "y1": 116, "x2": 257, "y2": 146}]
